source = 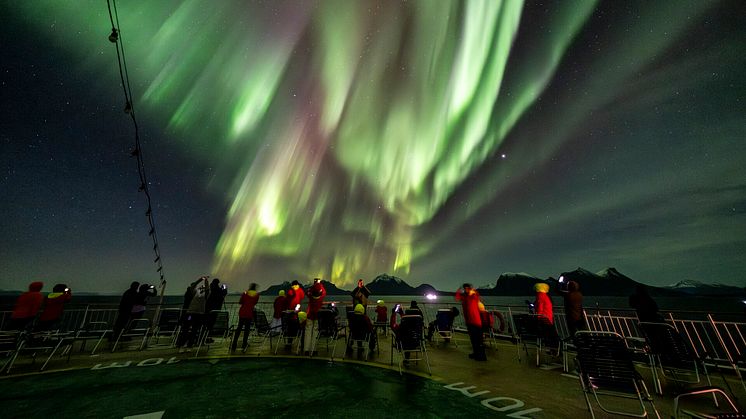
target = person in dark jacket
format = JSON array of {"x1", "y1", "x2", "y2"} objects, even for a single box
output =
[
  {"x1": 112, "y1": 281, "x2": 140, "y2": 341},
  {"x1": 232, "y1": 283, "x2": 259, "y2": 352},
  {"x1": 131, "y1": 283, "x2": 157, "y2": 320},
  {"x1": 205, "y1": 278, "x2": 228, "y2": 340},
  {"x1": 629, "y1": 284, "x2": 663, "y2": 322},
  {"x1": 456, "y1": 283, "x2": 486, "y2": 361},
  {"x1": 11, "y1": 281, "x2": 45, "y2": 331},
  {"x1": 37, "y1": 284, "x2": 72, "y2": 331},
  {"x1": 351, "y1": 279, "x2": 371, "y2": 307},
  {"x1": 271, "y1": 290, "x2": 287, "y2": 331},
  {"x1": 559, "y1": 280, "x2": 585, "y2": 336}
]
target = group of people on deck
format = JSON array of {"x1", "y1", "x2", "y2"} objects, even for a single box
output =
[{"x1": 7, "y1": 275, "x2": 663, "y2": 364}]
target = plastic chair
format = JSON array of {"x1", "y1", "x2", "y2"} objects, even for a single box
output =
[
  {"x1": 275, "y1": 310, "x2": 302, "y2": 355},
  {"x1": 312, "y1": 309, "x2": 343, "y2": 358}
]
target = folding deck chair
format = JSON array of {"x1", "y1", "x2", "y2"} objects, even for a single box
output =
[
  {"x1": 391, "y1": 315, "x2": 431, "y2": 375},
  {"x1": 433, "y1": 309, "x2": 457, "y2": 347},
  {"x1": 112, "y1": 318, "x2": 151, "y2": 352},
  {"x1": 673, "y1": 388, "x2": 743, "y2": 419},
  {"x1": 639, "y1": 322, "x2": 714, "y2": 396},
  {"x1": 311, "y1": 309, "x2": 344, "y2": 358},
  {"x1": 574, "y1": 331, "x2": 660, "y2": 418},
  {"x1": 195, "y1": 310, "x2": 231, "y2": 356},
  {"x1": 344, "y1": 312, "x2": 374, "y2": 360},
  {"x1": 247, "y1": 309, "x2": 280, "y2": 353},
  {"x1": 512, "y1": 313, "x2": 543, "y2": 366},
  {"x1": 150, "y1": 308, "x2": 182, "y2": 347},
  {"x1": 275, "y1": 310, "x2": 302, "y2": 355}
]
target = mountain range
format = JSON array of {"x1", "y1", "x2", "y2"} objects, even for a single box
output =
[{"x1": 258, "y1": 268, "x2": 745, "y2": 297}]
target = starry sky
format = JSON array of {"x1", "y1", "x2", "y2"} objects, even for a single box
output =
[{"x1": 1, "y1": 0, "x2": 745, "y2": 293}]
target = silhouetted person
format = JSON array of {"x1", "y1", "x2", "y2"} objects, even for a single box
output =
[
  {"x1": 131, "y1": 283, "x2": 157, "y2": 321},
  {"x1": 205, "y1": 278, "x2": 227, "y2": 340},
  {"x1": 629, "y1": 284, "x2": 662, "y2": 322},
  {"x1": 178, "y1": 276, "x2": 210, "y2": 351},
  {"x1": 11, "y1": 281, "x2": 44, "y2": 331},
  {"x1": 351, "y1": 279, "x2": 370, "y2": 308},
  {"x1": 112, "y1": 281, "x2": 139, "y2": 340},
  {"x1": 559, "y1": 280, "x2": 585, "y2": 336},
  {"x1": 405, "y1": 300, "x2": 423, "y2": 316}
]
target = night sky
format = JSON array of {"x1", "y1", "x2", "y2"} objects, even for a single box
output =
[{"x1": 2, "y1": 1, "x2": 745, "y2": 293}]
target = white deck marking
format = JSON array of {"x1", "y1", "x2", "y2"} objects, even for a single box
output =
[{"x1": 123, "y1": 411, "x2": 164, "y2": 419}]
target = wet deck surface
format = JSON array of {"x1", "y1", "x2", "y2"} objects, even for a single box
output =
[{"x1": 1, "y1": 331, "x2": 744, "y2": 418}]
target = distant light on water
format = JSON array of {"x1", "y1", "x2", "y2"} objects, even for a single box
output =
[
  {"x1": 558, "y1": 275, "x2": 564, "y2": 283},
  {"x1": 425, "y1": 293, "x2": 437, "y2": 300}
]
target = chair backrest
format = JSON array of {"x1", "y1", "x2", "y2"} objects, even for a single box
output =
[
  {"x1": 348, "y1": 314, "x2": 370, "y2": 340},
  {"x1": 435, "y1": 310, "x2": 453, "y2": 330},
  {"x1": 398, "y1": 315, "x2": 424, "y2": 350},
  {"x1": 512, "y1": 313, "x2": 539, "y2": 338},
  {"x1": 281, "y1": 310, "x2": 300, "y2": 335},
  {"x1": 639, "y1": 322, "x2": 697, "y2": 367},
  {"x1": 574, "y1": 331, "x2": 639, "y2": 392},
  {"x1": 209, "y1": 310, "x2": 230, "y2": 335},
  {"x1": 157, "y1": 308, "x2": 182, "y2": 330},
  {"x1": 254, "y1": 310, "x2": 270, "y2": 332},
  {"x1": 317, "y1": 309, "x2": 338, "y2": 336}
]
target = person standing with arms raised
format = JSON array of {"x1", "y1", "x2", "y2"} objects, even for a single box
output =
[{"x1": 455, "y1": 283, "x2": 486, "y2": 361}]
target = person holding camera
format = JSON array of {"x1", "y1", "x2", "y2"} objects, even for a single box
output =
[
  {"x1": 456, "y1": 283, "x2": 486, "y2": 361},
  {"x1": 303, "y1": 278, "x2": 326, "y2": 355},
  {"x1": 205, "y1": 278, "x2": 228, "y2": 341},
  {"x1": 37, "y1": 284, "x2": 72, "y2": 331},
  {"x1": 131, "y1": 283, "x2": 157, "y2": 321},
  {"x1": 178, "y1": 276, "x2": 210, "y2": 351}
]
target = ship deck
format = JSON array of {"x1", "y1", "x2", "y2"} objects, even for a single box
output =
[{"x1": 1, "y1": 328, "x2": 744, "y2": 418}]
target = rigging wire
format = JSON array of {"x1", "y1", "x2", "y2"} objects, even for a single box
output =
[{"x1": 106, "y1": 0, "x2": 166, "y2": 287}]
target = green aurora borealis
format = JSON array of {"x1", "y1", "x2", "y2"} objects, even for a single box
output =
[{"x1": 2, "y1": 0, "x2": 745, "y2": 291}]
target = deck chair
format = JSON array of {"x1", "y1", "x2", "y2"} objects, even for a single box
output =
[
  {"x1": 6, "y1": 330, "x2": 75, "y2": 372},
  {"x1": 195, "y1": 310, "x2": 231, "y2": 356},
  {"x1": 574, "y1": 331, "x2": 660, "y2": 418},
  {"x1": 673, "y1": 388, "x2": 742, "y2": 419},
  {"x1": 639, "y1": 322, "x2": 713, "y2": 396},
  {"x1": 312, "y1": 309, "x2": 343, "y2": 358},
  {"x1": 392, "y1": 315, "x2": 431, "y2": 375},
  {"x1": 433, "y1": 309, "x2": 457, "y2": 347},
  {"x1": 112, "y1": 318, "x2": 151, "y2": 352},
  {"x1": 247, "y1": 310, "x2": 280, "y2": 353},
  {"x1": 344, "y1": 313, "x2": 374, "y2": 360},
  {"x1": 512, "y1": 313, "x2": 543, "y2": 366},
  {"x1": 0, "y1": 330, "x2": 24, "y2": 373},
  {"x1": 150, "y1": 308, "x2": 182, "y2": 347},
  {"x1": 275, "y1": 310, "x2": 302, "y2": 355},
  {"x1": 75, "y1": 310, "x2": 115, "y2": 354}
]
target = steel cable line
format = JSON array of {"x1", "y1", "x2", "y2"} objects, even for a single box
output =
[{"x1": 106, "y1": 0, "x2": 166, "y2": 287}]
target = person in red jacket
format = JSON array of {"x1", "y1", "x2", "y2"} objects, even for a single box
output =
[
  {"x1": 456, "y1": 283, "x2": 486, "y2": 361},
  {"x1": 232, "y1": 283, "x2": 259, "y2": 352},
  {"x1": 37, "y1": 284, "x2": 72, "y2": 331},
  {"x1": 304, "y1": 278, "x2": 326, "y2": 355},
  {"x1": 286, "y1": 280, "x2": 305, "y2": 311},
  {"x1": 271, "y1": 290, "x2": 287, "y2": 331},
  {"x1": 11, "y1": 281, "x2": 44, "y2": 331},
  {"x1": 534, "y1": 282, "x2": 559, "y2": 353}
]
